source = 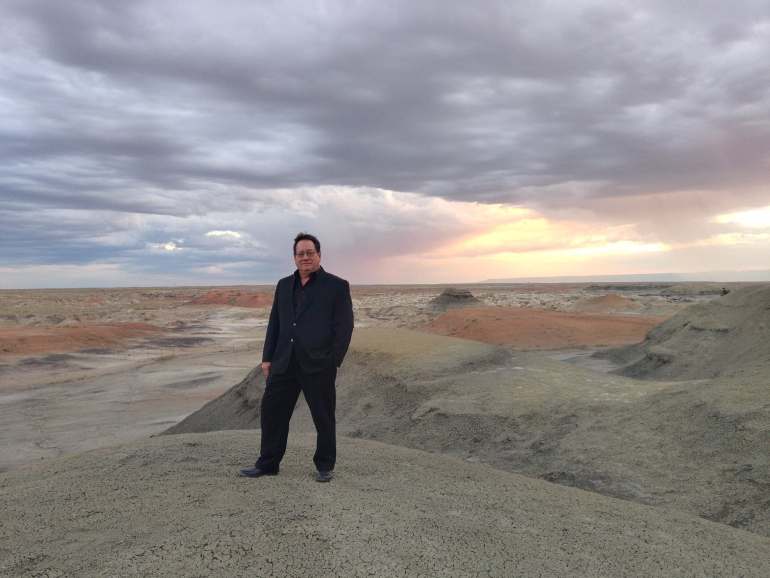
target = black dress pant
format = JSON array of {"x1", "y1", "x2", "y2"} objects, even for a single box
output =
[{"x1": 256, "y1": 357, "x2": 337, "y2": 472}]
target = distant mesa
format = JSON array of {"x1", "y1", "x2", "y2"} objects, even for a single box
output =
[
  {"x1": 604, "y1": 284, "x2": 770, "y2": 380},
  {"x1": 430, "y1": 287, "x2": 481, "y2": 309},
  {"x1": 586, "y1": 283, "x2": 673, "y2": 292},
  {"x1": 586, "y1": 283, "x2": 736, "y2": 295}
]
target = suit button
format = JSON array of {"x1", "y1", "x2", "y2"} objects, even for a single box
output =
[
  {"x1": 290, "y1": 338, "x2": 294, "y2": 342},
  {"x1": 292, "y1": 322, "x2": 296, "y2": 327}
]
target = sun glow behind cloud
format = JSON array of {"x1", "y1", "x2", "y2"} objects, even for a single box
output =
[
  {"x1": 442, "y1": 218, "x2": 559, "y2": 256},
  {"x1": 361, "y1": 200, "x2": 682, "y2": 283},
  {"x1": 3, "y1": 184, "x2": 770, "y2": 286},
  {"x1": 563, "y1": 241, "x2": 670, "y2": 257},
  {"x1": 429, "y1": 211, "x2": 668, "y2": 264},
  {"x1": 696, "y1": 232, "x2": 770, "y2": 247},
  {"x1": 713, "y1": 205, "x2": 770, "y2": 229}
]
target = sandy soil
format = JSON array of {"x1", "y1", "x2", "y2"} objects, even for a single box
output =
[
  {"x1": 2, "y1": 432, "x2": 769, "y2": 577},
  {"x1": 0, "y1": 323, "x2": 161, "y2": 356},
  {"x1": 0, "y1": 347, "x2": 257, "y2": 472},
  {"x1": 423, "y1": 306, "x2": 665, "y2": 349},
  {"x1": 191, "y1": 288, "x2": 273, "y2": 307}
]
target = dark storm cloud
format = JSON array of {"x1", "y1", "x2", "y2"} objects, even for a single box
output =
[
  {"x1": 5, "y1": 0, "x2": 770, "y2": 205},
  {"x1": 2, "y1": 0, "x2": 770, "y2": 283}
]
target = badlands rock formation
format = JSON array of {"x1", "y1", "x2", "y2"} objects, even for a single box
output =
[
  {"x1": 3, "y1": 283, "x2": 769, "y2": 575},
  {"x1": 608, "y1": 284, "x2": 770, "y2": 379},
  {"x1": 168, "y1": 318, "x2": 770, "y2": 538},
  {"x1": 429, "y1": 287, "x2": 481, "y2": 309}
]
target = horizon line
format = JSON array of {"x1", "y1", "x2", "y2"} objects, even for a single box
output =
[{"x1": 2, "y1": 269, "x2": 770, "y2": 290}]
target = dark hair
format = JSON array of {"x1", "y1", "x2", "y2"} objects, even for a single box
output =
[{"x1": 293, "y1": 232, "x2": 321, "y2": 255}]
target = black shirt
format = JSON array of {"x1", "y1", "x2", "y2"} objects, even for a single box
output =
[{"x1": 292, "y1": 269, "x2": 318, "y2": 315}]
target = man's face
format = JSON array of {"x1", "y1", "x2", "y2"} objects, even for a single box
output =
[{"x1": 294, "y1": 239, "x2": 321, "y2": 276}]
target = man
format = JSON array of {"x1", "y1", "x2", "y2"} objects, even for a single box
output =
[{"x1": 240, "y1": 232, "x2": 354, "y2": 482}]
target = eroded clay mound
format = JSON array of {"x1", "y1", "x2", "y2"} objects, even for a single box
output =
[
  {"x1": 429, "y1": 287, "x2": 481, "y2": 309},
  {"x1": 163, "y1": 328, "x2": 502, "y2": 436},
  {"x1": 164, "y1": 327, "x2": 770, "y2": 538},
  {"x1": 606, "y1": 284, "x2": 770, "y2": 380},
  {"x1": 162, "y1": 366, "x2": 264, "y2": 435}
]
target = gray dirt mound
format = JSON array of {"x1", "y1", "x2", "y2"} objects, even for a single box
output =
[
  {"x1": 2, "y1": 432, "x2": 770, "y2": 577},
  {"x1": 163, "y1": 328, "x2": 503, "y2": 436},
  {"x1": 164, "y1": 327, "x2": 770, "y2": 538},
  {"x1": 605, "y1": 283, "x2": 770, "y2": 380},
  {"x1": 430, "y1": 287, "x2": 481, "y2": 309},
  {"x1": 334, "y1": 344, "x2": 770, "y2": 538},
  {"x1": 163, "y1": 366, "x2": 263, "y2": 434}
]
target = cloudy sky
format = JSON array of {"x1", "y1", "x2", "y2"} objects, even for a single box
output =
[{"x1": 2, "y1": 0, "x2": 769, "y2": 287}]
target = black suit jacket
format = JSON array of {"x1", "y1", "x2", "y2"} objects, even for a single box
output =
[{"x1": 262, "y1": 267, "x2": 354, "y2": 375}]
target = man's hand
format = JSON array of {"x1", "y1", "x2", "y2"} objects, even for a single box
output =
[{"x1": 261, "y1": 361, "x2": 271, "y2": 379}]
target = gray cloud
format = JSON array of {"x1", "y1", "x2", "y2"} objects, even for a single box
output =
[
  {"x1": 6, "y1": 1, "x2": 770, "y2": 199},
  {"x1": 2, "y1": 0, "x2": 769, "y2": 283}
]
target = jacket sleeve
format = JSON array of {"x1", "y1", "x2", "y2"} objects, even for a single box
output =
[
  {"x1": 262, "y1": 283, "x2": 280, "y2": 362},
  {"x1": 332, "y1": 280, "x2": 354, "y2": 367}
]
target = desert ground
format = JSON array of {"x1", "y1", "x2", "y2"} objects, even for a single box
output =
[{"x1": 1, "y1": 281, "x2": 769, "y2": 576}]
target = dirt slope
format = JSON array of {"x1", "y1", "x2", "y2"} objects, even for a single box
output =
[
  {"x1": 606, "y1": 284, "x2": 770, "y2": 379},
  {"x1": 166, "y1": 327, "x2": 770, "y2": 538},
  {"x1": 2, "y1": 432, "x2": 769, "y2": 577}
]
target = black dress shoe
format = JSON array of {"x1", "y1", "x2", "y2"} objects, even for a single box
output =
[
  {"x1": 315, "y1": 470, "x2": 333, "y2": 483},
  {"x1": 239, "y1": 466, "x2": 278, "y2": 478}
]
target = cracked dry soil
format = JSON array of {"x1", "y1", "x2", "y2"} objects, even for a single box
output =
[{"x1": 2, "y1": 432, "x2": 770, "y2": 577}]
